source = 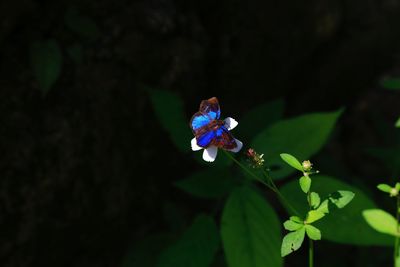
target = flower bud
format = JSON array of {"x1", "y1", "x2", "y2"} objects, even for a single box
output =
[{"x1": 302, "y1": 160, "x2": 312, "y2": 171}]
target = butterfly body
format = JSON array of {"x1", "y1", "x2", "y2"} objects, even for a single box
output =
[{"x1": 190, "y1": 97, "x2": 238, "y2": 150}]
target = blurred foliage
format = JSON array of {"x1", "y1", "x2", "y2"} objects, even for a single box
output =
[{"x1": 30, "y1": 39, "x2": 62, "y2": 95}]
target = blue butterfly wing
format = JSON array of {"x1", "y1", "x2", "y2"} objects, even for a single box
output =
[
  {"x1": 213, "y1": 126, "x2": 237, "y2": 150},
  {"x1": 190, "y1": 112, "x2": 212, "y2": 131},
  {"x1": 199, "y1": 97, "x2": 221, "y2": 120},
  {"x1": 196, "y1": 130, "x2": 216, "y2": 147}
]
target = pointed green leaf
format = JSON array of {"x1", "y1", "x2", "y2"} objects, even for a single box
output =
[
  {"x1": 281, "y1": 175, "x2": 393, "y2": 245},
  {"x1": 281, "y1": 227, "x2": 305, "y2": 257},
  {"x1": 377, "y1": 184, "x2": 392, "y2": 193},
  {"x1": 174, "y1": 169, "x2": 236, "y2": 198},
  {"x1": 363, "y1": 209, "x2": 400, "y2": 237},
  {"x1": 280, "y1": 153, "x2": 304, "y2": 171},
  {"x1": 221, "y1": 186, "x2": 283, "y2": 267},
  {"x1": 65, "y1": 8, "x2": 100, "y2": 41},
  {"x1": 306, "y1": 210, "x2": 325, "y2": 223},
  {"x1": 305, "y1": 225, "x2": 321, "y2": 240},
  {"x1": 30, "y1": 40, "x2": 62, "y2": 95},
  {"x1": 283, "y1": 220, "x2": 303, "y2": 231},
  {"x1": 252, "y1": 110, "x2": 343, "y2": 179},
  {"x1": 309, "y1": 192, "x2": 320, "y2": 209},
  {"x1": 157, "y1": 215, "x2": 219, "y2": 267},
  {"x1": 299, "y1": 176, "x2": 311, "y2": 193}
]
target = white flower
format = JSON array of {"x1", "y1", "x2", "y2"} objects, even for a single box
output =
[{"x1": 191, "y1": 117, "x2": 243, "y2": 162}]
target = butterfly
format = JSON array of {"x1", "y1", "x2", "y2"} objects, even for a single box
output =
[{"x1": 190, "y1": 97, "x2": 242, "y2": 162}]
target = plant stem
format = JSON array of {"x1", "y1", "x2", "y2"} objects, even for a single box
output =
[
  {"x1": 307, "y1": 185, "x2": 314, "y2": 267},
  {"x1": 394, "y1": 196, "x2": 400, "y2": 267},
  {"x1": 309, "y1": 238, "x2": 314, "y2": 267},
  {"x1": 222, "y1": 150, "x2": 300, "y2": 216}
]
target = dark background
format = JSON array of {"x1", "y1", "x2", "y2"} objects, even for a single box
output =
[{"x1": 1, "y1": 0, "x2": 400, "y2": 266}]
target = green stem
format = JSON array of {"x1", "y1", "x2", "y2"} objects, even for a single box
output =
[
  {"x1": 222, "y1": 150, "x2": 300, "y2": 216},
  {"x1": 307, "y1": 183, "x2": 314, "y2": 267},
  {"x1": 309, "y1": 238, "x2": 314, "y2": 267},
  {"x1": 394, "y1": 196, "x2": 400, "y2": 267}
]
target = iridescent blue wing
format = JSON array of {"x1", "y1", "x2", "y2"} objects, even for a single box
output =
[
  {"x1": 190, "y1": 112, "x2": 212, "y2": 131},
  {"x1": 196, "y1": 129, "x2": 217, "y2": 147},
  {"x1": 199, "y1": 97, "x2": 221, "y2": 120},
  {"x1": 212, "y1": 126, "x2": 237, "y2": 150}
]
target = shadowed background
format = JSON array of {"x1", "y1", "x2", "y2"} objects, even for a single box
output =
[{"x1": 1, "y1": 0, "x2": 400, "y2": 266}]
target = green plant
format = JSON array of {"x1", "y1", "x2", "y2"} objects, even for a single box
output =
[
  {"x1": 129, "y1": 90, "x2": 393, "y2": 267},
  {"x1": 363, "y1": 182, "x2": 400, "y2": 267},
  {"x1": 279, "y1": 154, "x2": 354, "y2": 267}
]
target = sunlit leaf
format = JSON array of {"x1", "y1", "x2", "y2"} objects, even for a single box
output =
[
  {"x1": 306, "y1": 210, "x2": 325, "y2": 223},
  {"x1": 252, "y1": 110, "x2": 343, "y2": 179},
  {"x1": 363, "y1": 209, "x2": 400, "y2": 237},
  {"x1": 299, "y1": 176, "x2": 311, "y2": 193},
  {"x1": 281, "y1": 175, "x2": 393, "y2": 245},
  {"x1": 30, "y1": 39, "x2": 62, "y2": 95},
  {"x1": 280, "y1": 153, "x2": 303, "y2": 172},
  {"x1": 281, "y1": 227, "x2": 305, "y2": 257},
  {"x1": 174, "y1": 168, "x2": 237, "y2": 198},
  {"x1": 283, "y1": 220, "x2": 303, "y2": 231},
  {"x1": 305, "y1": 225, "x2": 321, "y2": 241},
  {"x1": 309, "y1": 192, "x2": 320, "y2": 209},
  {"x1": 221, "y1": 186, "x2": 282, "y2": 267},
  {"x1": 157, "y1": 215, "x2": 219, "y2": 267}
]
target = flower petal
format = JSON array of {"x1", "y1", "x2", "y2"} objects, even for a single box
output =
[
  {"x1": 224, "y1": 117, "x2": 238, "y2": 131},
  {"x1": 202, "y1": 146, "x2": 218, "y2": 162},
  {"x1": 191, "y1": 137, "x2": 203, "y2": 151},
  {"x1": 228, "y1": 139, "x2": 243, "y2": 153}
]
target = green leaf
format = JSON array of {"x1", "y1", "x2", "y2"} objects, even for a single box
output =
[
  {"x1": 280, "y1": 153, "x2": 304, "y2": 171},
  {"x1": 363, "y1": 209, "x2": 400, "y2": 237},
  {"x1": 309, "y1": 192, "x2": 320, "y2": 209},
  {"x1": 65, "y1": 8, "x2": 100, "y2": 41},
  {"x1": 252, "y1": 110, "x2": 342, "y2": 179},
  {"x1": 396, "y1": 183, "x2": 400, "y2": 191},
  {"x1": 290, "y1": 216, "x2": 303, "y2": 223},
  {"x1": 122, "y1": 233, "x2": 175, "y2": 267},
  {"x1": 238, "y1": 99, "x2": 285, "y2": 141},
  {"x1": 281, "y1": 175, "x2": 393, "y2": 245},
  {"x1": 284, "y1": 220, "x2": 303, "y2": 231},
  {"x1": 221, "y1": 186, "x2": 283, "y2": 267},
  {"x1": 299, "y1": 176, "x2": 311, "y2": 193},
  {"x1": 281, "y1": 227, "x2": 305, "y2": 257},
  {"x1": 305, "y1": 225, "x2": 321, "y2": 241},
  {"x1": 381, "y1": 77, "x2": 400, "y2": 90},
  {"x1": 174, "y1": 168, "x2": 237, "y2": 198},
  {"x1": 377, "y1": 184, "x2": 392, "y2": 193},
  {"x1": 316, "y1": 199, "x2": 329, "y2": 214},
  {"x1": 395, "y1": 117, "x2": 400, "y2": 128},
  {"x1": 148, "y1": 90, "x2": 192, "y2": 153},
  {"x1": 306, "y1": 210, "x2": 325, "y2": 223},
  {"x1": 30, "y1": 40, "x2": 62, "y2": 95},
  {"x1": 329, "y1": 190, "x2": 355, "y2": 209},
  {"x1": 157, "y1": 215, "x2": 219, "y2": 267}
]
